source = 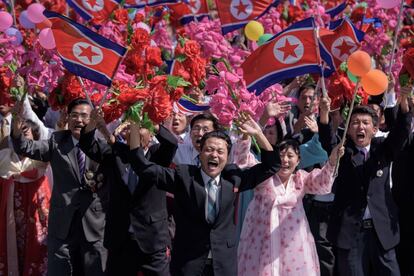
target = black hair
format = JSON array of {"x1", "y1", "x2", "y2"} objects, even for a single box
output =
[
  {"x1": 350, "y1": 105, "x2": 379, "y2": 127},
  {"x1": 277, "y1": 139, "x2": 300, "y2": 157},
  {"x1": 264, "y1": 119, "x2": 284, "y2": 146},
  {"x1": 297, "y1": 84, "x2": 316, "y2": 98},
  {"x1": 199, "y1": 130, "x2": 232, "y2": 155},
  {"x1": 67, "y1": 98, "x2": 92, "y2": 114},
  {"x1": 190, "y1": 113, "x2": 220, "y2": 131},
  {"x1": 23, "y1": 119, "x2": 40, "y2": 141}
]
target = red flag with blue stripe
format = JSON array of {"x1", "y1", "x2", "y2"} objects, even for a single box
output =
[
  {"x1": 124, "y1": 0, "x2": 179, "y2": 9},
  {"x1": 320, "y1": 18, "x2": 365, "y2": 76},
  {"x1": 173, "y1": 98, "x2": 210, "y2": 115},
  {"x1": 168, "y1": 0, "x2": 209, "y2": 25},
  {"x1": 44, "y1": 10, "x2": 127, "y2": 87},
  {"x1": 242, "y1": 18, "x2": 322, "y2": 95},
  {"x1": 325, "y1": 1, "x2": 347, "y2": 18},
  {"x1": 66, "y1": 0, "x2": 121, "y2": 24},
  {"x1": 216, "y1": 0, "x2": 278, "y2": 34}
]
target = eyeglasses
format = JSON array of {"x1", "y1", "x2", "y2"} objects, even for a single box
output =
[{"x1": 69, "y1": 112, "x2": 90, "y2": 120}]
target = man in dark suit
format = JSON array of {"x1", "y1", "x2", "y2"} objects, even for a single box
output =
[
  {"x1": 391, "y1": 91, "x2": 414, "y2": 276},
  {"x1": 128, "y1": 115, "x2": 280, "y2": 276},
  {"x1": 326, "y1": 98, "x2": 412, "y2": 276},
  {"x1": 12, "y1": 98, "x2": 107, "y2": 275},
  {"x1": 79, "y1": 108, "x2": 178, "y2": 276}
]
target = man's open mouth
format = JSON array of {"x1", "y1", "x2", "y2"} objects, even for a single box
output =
[{"x1": 207, "y1": 160, "x2": 219, "y2": 169}]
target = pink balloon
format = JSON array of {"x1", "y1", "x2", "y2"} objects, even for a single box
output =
[
  {"x1": 27, "y1": 3, "x2": 46, "y2": 24},
  {"x1": 377, "y1": 0, "x2": 400, "y2": 9},
  {"x1": 0, "y1": 11, "x2": 13, "y2": 32},
  {"x1": 38, "y1": 28, "x2": 56, "y2": 50}
]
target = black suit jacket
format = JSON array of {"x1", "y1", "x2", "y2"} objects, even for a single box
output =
[
  {"x1": 392, "y1": 131, "x2": 414, "y2": 245},
  {"x1": 12, "y1": 130, "x2": 106, "y2": 242},
  {"x1": 79, "y1": 125, "x2": 177, "y2": 254},
  {"x1": 327, "y1": 111, "x2": 412, "y2": 251},
  {"x1": 129, "y1": 147, "x2": 280, "y2": 276}
]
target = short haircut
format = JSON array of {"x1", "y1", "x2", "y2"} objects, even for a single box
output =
[
  {"x1": 67, "y1": 98, "x2": 92, "y2": 114},
  {"x1": 199, "y1": 130, "x2": 232, "y2": 155},
  {"x1": 350, "y1": 105, "x2": 379, "y2": 127},
  {"x1": 277, "y1": 139, "x2": 300, "y2": 157},
  {"x1": 297, "y1": 84, "x2": 316, "y2": 98},
  {"x1": 190, "y1": 113, "x2": 220, "y2": 131},
  {"x1": 264, "y1": 119, "x2": 285, "y2": 146}
]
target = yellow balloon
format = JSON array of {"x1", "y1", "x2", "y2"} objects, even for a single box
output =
[{"x1": 244, "y1": 21, "x2": 264, "y2": 42}]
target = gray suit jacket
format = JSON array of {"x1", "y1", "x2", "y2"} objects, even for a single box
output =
[{"x1": 12, "y1": 130, "x2": 108, "y2": 242}]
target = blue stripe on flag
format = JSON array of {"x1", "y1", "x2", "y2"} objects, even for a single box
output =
[
  {"x1": 325, "y1": 1, "x2": 347, "y2": 18},
  {"x1": 44, "y1": 10, "x2": 126, "y2": 56}
]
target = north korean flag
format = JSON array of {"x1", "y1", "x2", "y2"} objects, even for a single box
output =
[
  {"x1": 325, "y1": 1, "x2": 347, "y2": 18},
  {"x1": 216, "y1": 0, "x2": 277, "y2": 34},
  {"x1": 44, "y1": 10, "x2": 127, "y2": 87},
  {"x1": 168, "y1": 0, "x2": 209, "y2": 25},
  {"x1": 242, "y1": 18, "x2": 322, "y2": 95},
  {"x1": 320, "y1": 18, "x2": 365, "y2": 76},
  {"x1": 124, "y1": 0, "x2": 179, "y2": 9},
  {"x1": 173, "y1": 98, "x2": 210, "y2": 116},
  {"x1": 66, "y1": 0, "x2": 121, "y2": 24}
]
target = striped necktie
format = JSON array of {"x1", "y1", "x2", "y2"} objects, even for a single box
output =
[
  {"x1": 76, "y1": 144, "x2": 86, "y2": 177},
  {"x1": 207, "y1": 179, "x2": 218, "y2": 224}
]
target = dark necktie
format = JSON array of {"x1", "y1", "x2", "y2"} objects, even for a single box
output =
[
  {"x1": 76, "y1": 144, "x2": 86, "y2": 177},
  {"x1": 360, "y1": 148, "x2": 368, "y2": 162}
]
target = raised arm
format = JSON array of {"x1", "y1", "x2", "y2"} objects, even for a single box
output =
[
  {"x1": 303, "y1": 144, "x2": 344, "y2": 194},
  {"x1": 149, "y1": 124, "x2": 178, "y2": 167},
  {"x1": 21, "y1": 96, "x2": 53, "y2": 139},
  {"x1": 383, "y1": 92, "x2": 413, "y2": 160},
  {"x1": 129, "y1": 122, "x2": 177, "y2": 193},
  {"x1": 225, "y1": 115, "x2": 280, "y2": 191},
  {"x1": 11, "y1": 112, "x2": 52, "y2": 162},
  {"x1": 79, "y1": 108, "x2": 118, "y2": 163}
]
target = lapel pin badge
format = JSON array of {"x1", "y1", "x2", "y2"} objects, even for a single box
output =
[{"x1": 376, "y1": 169, "x2": 383, "y2": 177}]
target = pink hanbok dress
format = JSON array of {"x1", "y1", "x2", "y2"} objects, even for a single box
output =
[{"x1": 235, "y1": 139, "x2": 335, "y2": 276}]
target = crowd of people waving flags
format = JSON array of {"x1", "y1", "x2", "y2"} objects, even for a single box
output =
[{"x1": 0, "y1": 0, "x2": 414, "y2": 275}]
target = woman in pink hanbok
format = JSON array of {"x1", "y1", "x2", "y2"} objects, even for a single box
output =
[{"x1": 237, "y1": 139, "x2": 343, "y2": 276}]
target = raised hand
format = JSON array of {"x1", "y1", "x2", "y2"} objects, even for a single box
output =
[
  {"x1": 238, "y1": 113, "x2": 262, "y2": 137},
  {"x1": 11, "y1": 101, "x2": 24, "y2": 138},
  {"x1": 304, "y1": 116, "x2": 318, "y2": 133},
  {"x1": 329, "y1": 144, "x2": 345, "y2": 166},
  {"x1": 319, "y1": 96, "x2": 331, "y2": 124}
]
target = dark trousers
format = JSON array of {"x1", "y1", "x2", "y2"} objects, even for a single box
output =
[
  {"x1": 336, "y1": 226, "x2": 400, "y2": 276},
  {"x1": 304, "y1": 197, "x2": 335, "y2": 276},
  {"x1": 106, "y1": 234, "x2": 170, "y2": 276},
  {"x1": 396, "y1": 217, "x2": 414, "y2": 276},
  {"x1": 47, "y1": 212, "x2": 107, "y2": 276}
]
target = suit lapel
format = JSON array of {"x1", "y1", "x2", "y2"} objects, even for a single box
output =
[
  {"x1": 193, "y1": 168, "x2": 207, "y2": 220},
  {"x1": 216, "y1": 178, "x2": 233, "y2": 224},
  {"x1": 60, "y1": 133, "x2": 81, "y2": 183}
]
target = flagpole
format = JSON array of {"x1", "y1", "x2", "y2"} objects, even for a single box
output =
[
  {"x1": 383, "y1": 0, "x2": 405, "y2": 109},
  {"x1": 77, "y1": 76, "x2": 93, "y2": 107},
  {"x1": 10, "y1": 0, "x2": 17, "y2": 26},
  {"x1": 333, "y1": 82, "x2": 359, "y2": 176},
  {"x1": 387, "y1": 0, "x2": 405, "y2": 77},
  {"x1": 311, "y1": 17, "x2": 328, "y2": 98}
]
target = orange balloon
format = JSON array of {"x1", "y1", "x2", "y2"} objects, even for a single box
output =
[
  {"x1": 361, "y1": 69, "x2": 389, "y2": 95},
  {"x1": 347, "y1": 50, "x2": 371, "y2": 77},
  {"x1": 35, "y1": 19, "x2": 52, "y2": 30}
]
